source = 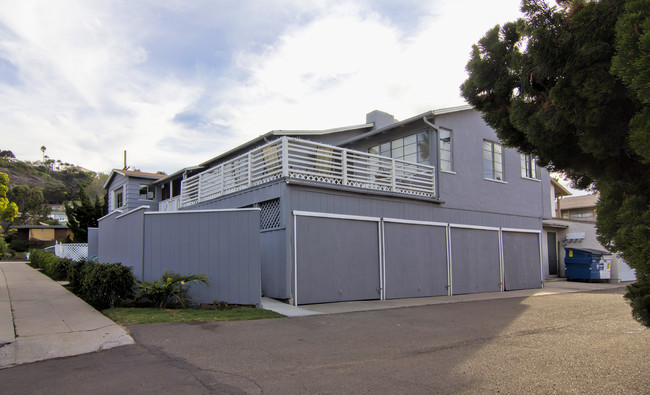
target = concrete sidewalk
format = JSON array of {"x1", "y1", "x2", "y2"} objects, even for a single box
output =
[
  {"x1": 264, "y1": 278, "x2": 630, "y2": 317},
  {"x1": 0, "y1": 261, "x2": 133, "y2": 369}
]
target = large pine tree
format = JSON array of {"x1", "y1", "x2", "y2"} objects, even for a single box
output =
[{"x1": 461, "y1": 0, "x2": 650, "y2": 325}]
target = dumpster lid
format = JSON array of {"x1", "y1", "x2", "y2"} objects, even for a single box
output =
[{"x1": 565, "y1": 247, "x2": 611, "y2": 255}]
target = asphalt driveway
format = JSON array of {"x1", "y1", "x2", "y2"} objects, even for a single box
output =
[{"x1": 0, "y1": 286, "x2": 647, "y2": 394}]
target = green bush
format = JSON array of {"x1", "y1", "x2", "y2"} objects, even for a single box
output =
[
  {"x1": 66, "y1": 259, "x2": 86, "y2": 292},
  {"x1": 10, "y1": 239, "x2": 28, "y2": 252},
  {"x1": 135, "y1": 270, "x2": 209, "y2": 308},
  {"x1": 79, "y1": 262, "x2": 135, "y2": 310}
]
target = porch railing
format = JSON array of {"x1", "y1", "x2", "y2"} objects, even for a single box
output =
[
  {"x1": 180, "y1": 136, "x2": 436, "y2": 207},
  {"x1": 159, "y1": 196, "x2": 181, "y2": 212}
]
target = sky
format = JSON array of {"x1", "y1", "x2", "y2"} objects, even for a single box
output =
[{"x1": 0, "y1": 0, "x2": 530, "y2": 176}]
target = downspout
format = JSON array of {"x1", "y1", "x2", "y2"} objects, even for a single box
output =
[{"x1": 423, "y1": 115, "x2": 440, "y2": 199}]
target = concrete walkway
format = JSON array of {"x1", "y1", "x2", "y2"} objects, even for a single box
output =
[
  {"x1": 0, "y1": 261, "x2": 133, "y2": 369},
  {"x1": 263, "y1": 278, "x2": 630, "y2": 317}
]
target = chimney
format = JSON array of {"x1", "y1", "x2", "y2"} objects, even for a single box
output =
[{"x1": 366, "y1": 110, "x2": 396, "y2": 130}]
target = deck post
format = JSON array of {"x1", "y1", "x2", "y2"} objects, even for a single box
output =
[{"x1": 281, "y1": 136, "x2": 289, "y2": 178}]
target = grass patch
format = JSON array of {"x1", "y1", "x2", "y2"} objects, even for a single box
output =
[{"x1": 103, "y1": 306, "x2": 284, "y2": 324}]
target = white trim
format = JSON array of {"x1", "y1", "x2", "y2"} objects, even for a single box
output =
[
  {"x1": 145, "y1": 208, "x2": 261, "y2": 215},
  {"x1": 483, "y1": 178, "x2": 508, "y2": 184},
  {"x1": 382, "y1": 218, "x2": 447, "y2": 227},
  {"x1": 97, "y1": 210, "x2": 121, "y2": 222},
  {"x1": 116, "y1": 205, "x2": 150, "y2": 219},
  {"x1": 446, "y1": 224, "x2": 452, "y2": 296},
  {"x1": 501, "y1": 227, "x2": 542, "y2": 234},
  {"x1": 293, "y1": 214, "x2": 298, "y2": 306},
  {"x1": 449, "y1": 223, "x2": 500, "y2": 231},
  {"x1": 292, "y1": 210, "x2": 381, "y2": 222},
  {"x1": 440, "y1": 170, "x2": 456, "y2": 175},
  {"x1": 521, "y1": 176, "x2": 541, "y2": 182},
  {"x1": 498, "y1": 229, "x2": 505, "y2": 292},
  {"x1": 379, "y1": 221, "x2": 385, "y2": 301},
  {"x1": 539, "y1": 232, "x2": 544, "y2": 289}
]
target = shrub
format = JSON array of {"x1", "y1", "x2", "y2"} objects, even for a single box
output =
[
  {"x1": 66, "y1": 259, "x2": 86, "y2": 292},
  {"x1": 135, "y1": 270, "x2": 209, "y2": 308},
  {"x1": 79, "y1": 262, "x2": 135, "y2": 310},
  {"x1": 10, "y1": 239, "x2": 28, "y2": 252}
]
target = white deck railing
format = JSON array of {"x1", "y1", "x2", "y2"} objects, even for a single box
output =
[
  {"x1": 159, "y1": 196, "x2": 181, "y2": 212},
  {"x1": 178, "y1": 136, "x2": 436, "y2": 207}
]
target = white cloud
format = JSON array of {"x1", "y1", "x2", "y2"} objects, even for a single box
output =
[{"x1": 0, "y1": 0, "x2": 524, "y2": 175}]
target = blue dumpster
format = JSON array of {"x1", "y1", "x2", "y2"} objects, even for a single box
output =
[{"x1": 565, "y1": 247, "x2": 611, "y2": 281}]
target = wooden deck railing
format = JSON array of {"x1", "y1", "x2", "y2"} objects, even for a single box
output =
[{"x1": 178, "y1": 136, "x2": 436, "y2": 207}]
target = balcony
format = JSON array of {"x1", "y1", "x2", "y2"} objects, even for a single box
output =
[{"x1": 177, "y1": 136, "x2": 436, "y2": 208}]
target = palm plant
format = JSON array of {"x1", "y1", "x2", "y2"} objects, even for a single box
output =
[{"x1": 135, "y1": 270, "x2": 209, "y2": 308}]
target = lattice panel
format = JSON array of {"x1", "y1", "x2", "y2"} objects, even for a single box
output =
[
  {"x1": 260, "y1": 199, "x2": 281, "y2": 230},
  {"x1": 55, "y1": 243, "x2": 88, "y2": 261}
]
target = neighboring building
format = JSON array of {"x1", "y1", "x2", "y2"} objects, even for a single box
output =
[
  {"x1": 13, "y1": 224, "x2": 71, "y2": 245},
  {"x1": 48, "y1": 204, "x2": 68, "y2": 224},
  {"x1": 543, "y1": 188, "x2": 636, "y2": 282},
  {"x1": 103, "y1": 169, "x2": 166, "y2": 213},
  {"x1": 557, "y1": 193, "x2": 599, "y2": 222},
  {"x1": 98, "y1": 106, "x2": 553, "y2": 305}
]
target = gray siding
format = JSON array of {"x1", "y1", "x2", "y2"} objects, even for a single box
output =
[
  {"x1": 295, "y1": 216, "x2": 381, "y2": 304},
  {"x1": 87, "y1": 227, "x2": 98, "y2": 258},
  {"x1": 502, "y1": 231, "x2": 542, "y2": 290},
  {"x1": 98, "y1": 208, "x2": 146, "y2": 278},
  {"x1": 344, "y1": 110, "x2": 552, "y2": 219},
  {"x1": 450, "y1": 228, "x2": 501, "y2": 294},
  {"x1": 106, "y1": 173, "x2": 160, "y2": 213},
  {"x1": 144, "y1": 210, "x2": 260, "y2": 305},
  {"x1": 97, "y1": 208, "x2": 261, "y2": 305},
  {"x1": 384, "y1": 222, "x2": 448, "y2": 299}
]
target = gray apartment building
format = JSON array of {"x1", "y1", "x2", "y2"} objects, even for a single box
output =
[{"x1": 95, "y1": 105, "x2": 551, "y2": 306}]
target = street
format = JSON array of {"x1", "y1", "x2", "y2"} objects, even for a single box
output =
[{"x1": 1, "y1": 287, "x2": 648, "y2": 394}]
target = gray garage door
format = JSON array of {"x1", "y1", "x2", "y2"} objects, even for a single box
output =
[
  {"x1": 295, "y1": 216, "x2": 381, "y2": 305},
  {"x1": 502, "y1": 231, "x2": 541, "y2": 290},
  {"x1": 450, "y1": 227, "x2": 501, "y2": 294},
  {"x1": 384, "y1": 222, "x2": 448, "y2": 299}
]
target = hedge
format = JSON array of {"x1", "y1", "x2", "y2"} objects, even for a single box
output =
[{"x1": 28, "y1": 248, "x2": 135, "y2": 310}]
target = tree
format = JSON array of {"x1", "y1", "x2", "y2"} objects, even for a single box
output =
[
  {"x1": 64, "y1": 186, "x2": 107, "y2": 242},
  {"x1": 0, "y1": 173, "x2": 19, "y2": 255},
  {"x1": 461, "y1": 0, "x2": 650, "y2": 325},
  {"x1": 0, "y1": 150, "x2": 15, "y2": 159},
  {"x1": 7, "y1": 185, "x2": 51, "y2": 225}
]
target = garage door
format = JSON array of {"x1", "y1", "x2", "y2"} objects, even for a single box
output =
[
  {"x1": 384, "y1": 222, "x2": 448, "y2": 299},
  {"x1": 295, "y1": 215, "x2": 381, "y2": 305},
  {"x1": 502, "y1": 231, "x2": 541, "y2": 290},
  {"x1": 450, "y1": 227, "x2": 501, "y2": 294}
]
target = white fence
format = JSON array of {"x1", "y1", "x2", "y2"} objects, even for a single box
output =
[
  {"x1": 179, "y1": 137, "x2": 436, "y2": 207},
  {"x1": 159, "y1": 196, "x2": 181, "y2": 212},
  {"x1": 55, "y1": 242, "x2": 88, "y2": 261}
]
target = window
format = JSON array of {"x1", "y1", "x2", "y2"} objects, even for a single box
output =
[
  {"x1": 483, "y1": 140, "x2": 504, "y2": 181},
  {"x1": 439, "y1": 128, "x2": 453, "y2": 172},
  {"x1": 368, "y1": 131, "x2": 429, "y2": 165},
  {"x1": 520, "y1": 154, "x2": 539, "y2": 179},
  {"x1": 113, "y1": 187, "x2": 124, "y2": 209},
  {"x1": 139, "y1": 184, "x2": 155, "y2": 200}
]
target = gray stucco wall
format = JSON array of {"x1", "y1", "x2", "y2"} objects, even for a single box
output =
[{"x1": 97, "y1": 207, "x2": 261, "y2": 305}]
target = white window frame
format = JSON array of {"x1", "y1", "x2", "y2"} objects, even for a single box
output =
[
  {"x1": 112, "y1": 186, "x2": 125, "y2": 210},
  {"x1": 139, "y1": 184, "x2": 155, "y2": 200},
  {"x1": 439, "y1": 128, "x2": 454, "y2": 173},
  {"x1": 520, "y1": 154, "x2": 539, "y2": 180},
  {"x1": 483, "y1": 140, "x2": 504, "y2": 181},
  {"x1": 368, "y1": 130, "x2": 430, "y2": 165}
]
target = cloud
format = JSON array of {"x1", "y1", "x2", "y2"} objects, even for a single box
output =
[{"x1": 0, "y1": 0, "x2": 524, "y2": 175}]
